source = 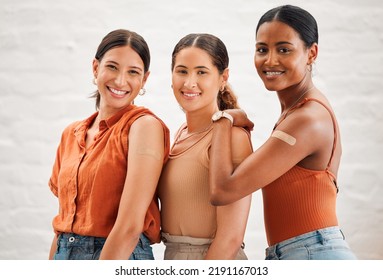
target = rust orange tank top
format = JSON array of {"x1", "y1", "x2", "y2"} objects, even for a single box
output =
[{"x1": 263, "y1": 98, "x2": 339, "y2": 246}]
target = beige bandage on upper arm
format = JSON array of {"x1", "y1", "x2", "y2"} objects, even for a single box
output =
[
  {"x1": 136, "y1": 147, "x2": 162, "y2": 161},
  {"x1": 271, "y1": 130, "x2": 296, "y2": 146}
]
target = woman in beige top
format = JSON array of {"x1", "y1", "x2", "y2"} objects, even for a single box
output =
[{"x1": 158, "y1": 33, "x2": 253, "y2": 260}]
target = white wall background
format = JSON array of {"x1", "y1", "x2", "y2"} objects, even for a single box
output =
[{"x1": 0, "y1": 0, "x2": 382, "y2": 260}]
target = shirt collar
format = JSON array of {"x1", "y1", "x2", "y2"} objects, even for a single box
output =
[
  {"x1": 73, "y1": 104, "x2": 136, "y2": 137},
  {"x1": 103, "y1": 104, "x2": 135, "y2": 128}
]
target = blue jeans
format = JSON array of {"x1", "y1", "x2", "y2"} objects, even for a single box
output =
[
  {"x1": 265, "y1": 226, "x2": 357, "y2": 260},
  {"x1": 54, "y1": 233, "x2": 154, "y2": 260}
]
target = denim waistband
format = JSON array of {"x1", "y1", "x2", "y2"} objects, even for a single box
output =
[
  {"x1": 266, "y1": 226, "x2": 344, "y2": 255},
  {"x1": 58, "y1": 233, "x2": 106, "y2": 248}
]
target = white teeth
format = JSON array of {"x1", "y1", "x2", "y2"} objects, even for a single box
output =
[
  {"x1": 183, "y1": 92, "x2": 200, "y2": 97},
  {"x1": 109, "y1": 87, "x2": 127, "y2": 95},
  {"x1": 265, "y1": 71, "x2": 283, "y2": 76}
]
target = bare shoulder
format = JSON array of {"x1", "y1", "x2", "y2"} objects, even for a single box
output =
[
  {"x1": 131, "y1": 114, "x2": 163, "y2": 129},
  {"x1": 285, "y1": 99, "x2": 333, "y2": 130},
  {"x1": 230, "y1": 126, "x2": 253, "y2": 154},
  {"x1": 231, "y1": 126, "x2": 251, "y2": 142},
  {"x1": 130, "y1": 115, "x2": 164, "y2": 138},
  {"x1": 280, "y1": 99, "x2": 335, "y2": 153},
  {"x1": 304, "y1": 99, "x2": 335, "y2": 132}
]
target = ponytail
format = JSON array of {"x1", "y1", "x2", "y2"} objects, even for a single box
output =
[{"x1": 218, "y1": 83, "x2": 239, "y2": 110}]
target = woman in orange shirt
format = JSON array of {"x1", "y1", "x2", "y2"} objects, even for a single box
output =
[
  {"x1": 48, "y1": 29, "x2": 170, "y2": 260},
  {"x1": 209, "y1": 5, "x2": 357, "y2": 260}
]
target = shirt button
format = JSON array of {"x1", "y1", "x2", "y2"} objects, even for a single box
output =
[{"x1": 69, "y1": 236, "x2": 75, "y2": 243}]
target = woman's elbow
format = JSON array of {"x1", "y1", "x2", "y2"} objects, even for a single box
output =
[
  {"x1": 210, "y1": 195, "x2": 223, "y2": 206},
  {"x1": 229, "y1": 235, "x2": 245, "y2": 252},
  {"x1": 209, "y1": 185, "x2": 232, "y2": 206},
  {"x1": 114, "y1": 219, "x2": 143, "y2": 240}
]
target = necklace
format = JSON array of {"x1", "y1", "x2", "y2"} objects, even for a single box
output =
[
  {"x1": 174, "y1": 123, "x2": 213, "y2": 144},
  {"x1": 274, "y1": 85, "x2": 315, "y2": 129},
  {"x1": 280, "y1": 85, "x2": 315, "y2": 119}
]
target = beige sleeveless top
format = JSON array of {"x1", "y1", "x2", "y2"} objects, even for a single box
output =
[{"x1": 158, "y1": 124, "x2": 217, "y2": 238}]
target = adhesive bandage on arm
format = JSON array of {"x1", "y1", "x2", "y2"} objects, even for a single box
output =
[
  {"x1": 271, "y1": 130, "x2": 296, "y2": 146},
  {"x1": 136, "y1": 147, "x2": 162, "y2": 161}
]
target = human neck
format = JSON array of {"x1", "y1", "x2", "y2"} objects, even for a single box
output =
[
  {"x1": 278, "y1": 83, "x2": 315, "y2": 114},
  {"x1": 185, "y1": 108, "x2": 216, "y2": 134}
]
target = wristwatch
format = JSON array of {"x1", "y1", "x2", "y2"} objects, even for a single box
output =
[{"x1": 211, "y1": 111, "x2": 233, "y2": 125}]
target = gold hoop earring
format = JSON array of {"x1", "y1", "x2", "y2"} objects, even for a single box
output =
[{"x1": 307, "y1": 64, "x2": 313, "y2": 73}]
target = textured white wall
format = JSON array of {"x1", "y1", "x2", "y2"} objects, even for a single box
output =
[{"x1": 0, "y1": 0, "x2": 382, "y2": 260}]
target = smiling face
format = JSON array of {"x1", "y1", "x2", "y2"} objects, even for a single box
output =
[
  {"x1": 93, "y1": 45, "x2": 149, "y2": 115},
  {"x1": 172, "y1": 47, "x2": 227, "y2": 114},
  {"x1": 254, "y1": 20, "x2": 316, "y2": 92}
]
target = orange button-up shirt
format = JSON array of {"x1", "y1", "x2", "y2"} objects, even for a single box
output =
[{"x1": 49, "y1": 104, "x2": 170, "y2": 244}]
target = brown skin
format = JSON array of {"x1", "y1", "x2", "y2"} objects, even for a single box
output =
[{"x1": 209, "y1": 21, "x2": 342, "y2": 206}]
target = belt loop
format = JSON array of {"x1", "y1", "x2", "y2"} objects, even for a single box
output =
[
  {"x1": 339, "y1": 229, "x2": 346, "y2": 240},
  {"x1": 89, "y1": 236, "x2": 95, "y2": 254},
  {"x1": 56, "y1": 234, "x2": 62, "y2": 246},
  {"x1": 318, "y1": 229, "x2": 326, "y2": 245},
  {"x1": 266, "y1": 244, "x2": 278, "y2": 260}
]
